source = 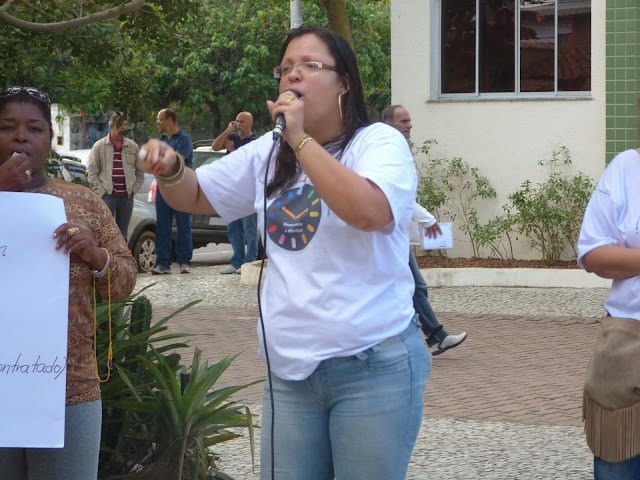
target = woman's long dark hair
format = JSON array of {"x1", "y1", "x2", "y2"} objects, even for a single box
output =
[{"x1": 266, "y1": 25, "x2": 372, "y2": 197}]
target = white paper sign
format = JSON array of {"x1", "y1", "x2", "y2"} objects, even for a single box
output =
[
  {"x1": 0, "y1": 192, "x2": 69, "y2": 447},
  {"x1": 422, "y1": 222, "x2": 454, "y2": 250}
]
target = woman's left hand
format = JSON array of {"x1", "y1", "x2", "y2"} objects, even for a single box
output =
[{"x1": 53, "y1": 223, "x2": 106, "y2": 270}]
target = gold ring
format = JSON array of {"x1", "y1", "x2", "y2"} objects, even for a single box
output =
[
  {"x1": 286, "y1": 94, "x2": 296, "y2": 104},
  {"x1": 67, "y1": 227, "x2": 80, "y2": 237},
  {"x1": 25, "y1": 169, "x2": 31, "y2": 179}
]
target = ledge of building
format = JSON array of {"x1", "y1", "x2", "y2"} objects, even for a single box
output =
[
  {"x1": 240, "y1": 261, "x2": 611, "y2": 289},
  {"x1": 424, "y1": 267, "x2": 611, "y2": 289}
]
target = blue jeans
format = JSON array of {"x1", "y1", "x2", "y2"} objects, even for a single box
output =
[
  {"x1": 260, "y1": 317, "x2": 430, "y2": 480},
  {"x1": 409, "y1": 251, "x2": 447, "y2": 346},
  {"x1": 155, "y1": 191, "x2": 192, "y2": 268},
  {"x1": 101, "y1": 193, "x2": 133, "y2": 241},
  {"x1": 228, "y1": 214, "x2": 258, "y2": 269},
  {"x1": 594, "y1": 455, "x2": 640, "y2": 479}
]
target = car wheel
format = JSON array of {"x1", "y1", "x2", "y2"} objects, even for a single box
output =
[{"x1": 132, "y1": 230, "x2": 156, "y2": 273}]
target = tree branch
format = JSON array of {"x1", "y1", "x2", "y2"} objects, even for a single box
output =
[
  {"x1": 0, "y1": 1, "x2": 17, "y2": 13},
  {"x1": 0, "y1": 0, "x2": 146, "y2": 32}
]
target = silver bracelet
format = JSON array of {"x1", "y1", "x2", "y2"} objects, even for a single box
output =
[{"x1": 90, "y1": 249, "x2": 111, "y2": 278}]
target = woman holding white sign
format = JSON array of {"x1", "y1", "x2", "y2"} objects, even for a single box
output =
[{"x1": 0, "y1": 88, "x2": 137, "y2": 479}]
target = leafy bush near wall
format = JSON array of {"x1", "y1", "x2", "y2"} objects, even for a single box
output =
[
  {"x1": 503, "y1": 146, "x2": 595, "y2": 264},
  {"x1": 415, "y1": 139, "x2": 497, "y2": 258},
  {"x1": 414, "y1": 141, "x2": 596, "y2": 263}
]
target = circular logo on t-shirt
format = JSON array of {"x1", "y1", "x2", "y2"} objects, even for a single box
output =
[{"x1": 266, "y1": 184, "x2": 322, "y2": 251}]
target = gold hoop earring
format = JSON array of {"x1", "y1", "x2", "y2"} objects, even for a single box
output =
[{"x1": 338, "y1": 94, "x2": 344, "y2": 120}]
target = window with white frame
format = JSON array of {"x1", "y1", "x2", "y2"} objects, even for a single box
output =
[{"x1": 440, "y1": 0, "x2": 591, "y2": 96}]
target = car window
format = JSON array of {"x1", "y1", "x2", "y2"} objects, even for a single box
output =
[{"x1": 193, "y1": 151, "x2": 225, "y2": 169}]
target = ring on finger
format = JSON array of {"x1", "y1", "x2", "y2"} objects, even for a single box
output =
[
  {"x1": 286, "y1": 94, "x2": 296, "y2": 104},
  {"x1": 25, "y1": 169, "x2": 31, "y2": 179},
  {"x1": 67, "y1": 227, "x2": 80, "y2": 237}
]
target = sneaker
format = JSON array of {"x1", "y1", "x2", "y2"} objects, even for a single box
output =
[
  {"x1": 180, "y1": 265, "x2": 191, "y2": 274},
  {"x1": 220, "y1": 265, "x2": 238, "y2": 274},
  {"x1": 151, "y1": 265, "x2": 172, "y2": 275},
  {"x1": 431, "y1": 332, "x2": 468, "y2": 356},
  {"x1": 235, "y1": 266, "x2": 242, "y2": 274}
]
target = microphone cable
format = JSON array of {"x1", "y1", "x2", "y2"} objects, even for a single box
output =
[{"x1": 257, "y1": 135, "x2": 280, "y2": 480}]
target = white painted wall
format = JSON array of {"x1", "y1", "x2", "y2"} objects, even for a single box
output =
[
  {"x1": 391, "y1": 0, "x2": 606, "y2": 259},
  {"x1": 51, "y1": 104, "x2": 71, "y2": 151}
]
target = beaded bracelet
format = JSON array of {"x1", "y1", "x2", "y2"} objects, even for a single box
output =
[{"x1": 294, "y1": 134, "x2": 317, "y2": 158}]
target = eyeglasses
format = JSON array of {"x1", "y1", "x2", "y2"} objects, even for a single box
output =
[
  {"x1": 0, "y1": 87, "x2": 51, "y2": 106},
  {"x1": 273, "y1": 62, "x2": 337, "y2": 79}
]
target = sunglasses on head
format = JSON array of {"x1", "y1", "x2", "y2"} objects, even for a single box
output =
[{"x1": 0, "y1": 87, "x2": 51, "y2": 106}]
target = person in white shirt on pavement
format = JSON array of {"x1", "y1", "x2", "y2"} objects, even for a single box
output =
[
  {"x1": 384, "y1": 104, "x2": 468, "y2": 355},
  {"x1": 137, "y1": 27, "x2": 430, "y2": 478}
]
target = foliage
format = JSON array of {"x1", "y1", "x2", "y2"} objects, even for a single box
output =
[
  {"x1": 0, "y1": 1, "x2": 197, "y2": 33},
  {"x1": 347, "y1": 0, "x2": 391, "y2": 114},
  {"x1": 504, "y1": 146, "x2": 595, "y2": 263},
  {"x1": 0, "y1": 0, "x2": 391, "y2": 140},
  {"x1": 415, "y1": 139, "x2": 446, "y2": 217},
  {"x1": 416, "y1": 139, "x2": 497, "y2": 257},
  {"x1": 95, "y1": 287, "x2": 258, "y2": 479},
  {"x1": 467, "y1": 211, "x2": 516, "y2": 260},
  {"x1": 415, "y1": 141, "x2": 596, "y2": 263}
]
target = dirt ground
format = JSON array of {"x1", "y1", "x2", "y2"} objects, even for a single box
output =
[{"x1": 416, "y1": 255, "x2": 579, "y2": 269}]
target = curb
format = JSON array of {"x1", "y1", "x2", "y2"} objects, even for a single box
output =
[
  {"x1": 424, "y1": 267, "x2": 611, "y2": 289},
  {"x1": 240, "y1": 261, "x2": 611, "y2": 289}
]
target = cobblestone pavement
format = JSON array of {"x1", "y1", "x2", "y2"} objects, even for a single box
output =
[{"x1": 136, "y1": 266, "x2": 607, "y2": 479}]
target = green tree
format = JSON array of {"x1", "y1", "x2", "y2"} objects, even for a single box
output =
[{"x1": 1, "y1": 0, "x2": 391, "y2": 136}]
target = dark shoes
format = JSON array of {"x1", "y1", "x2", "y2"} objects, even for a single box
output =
[{"x1": 431, "y1": 332, "x2": 468, "y2": 356}]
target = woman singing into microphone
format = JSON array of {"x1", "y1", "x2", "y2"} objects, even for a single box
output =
[{"x1": 138, "y1": 25, "x2": 430, "y2": 480}]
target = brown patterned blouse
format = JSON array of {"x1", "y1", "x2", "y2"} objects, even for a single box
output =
[{"x1": 31, "y1": 179, "x2": 137, "y2": 405}]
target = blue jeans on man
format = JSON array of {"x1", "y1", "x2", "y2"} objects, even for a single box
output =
[
  {"x1": 227, "y1": 213, "x2": 258, "y2": 270},
  {"x1": 154, "y1": 190, "x2": 192, "y2": 270},
  {"x1": 101, "y1": 193, "x2": 133, "y2": 241},
  {"x1": 409, "y1": 250, "x2": 447, "y2": 346}
]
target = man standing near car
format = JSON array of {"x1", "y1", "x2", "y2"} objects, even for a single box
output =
[
  {"x1": 87, "y1": 112, "x2": 144, "y2": 240},
  {"x1": 211, "y1": 111, "x2": 259, "y2": 274},
  {"x1": 152, "y1": 107, "x2": 194, "y2": 274}
]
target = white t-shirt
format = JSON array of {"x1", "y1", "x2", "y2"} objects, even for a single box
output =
[
  {"x1": 577, "y1": 149, "x2": 640, "y2": 320},
  {"x1": 196, "y1": 122, "x2": 417, "y2": 380}
]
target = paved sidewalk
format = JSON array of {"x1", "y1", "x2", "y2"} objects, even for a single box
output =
[{"x1": 137, "y1": 267, "x2": 607, "y2": 479}]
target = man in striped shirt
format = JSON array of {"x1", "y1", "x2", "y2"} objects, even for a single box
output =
[{"x1": 87, "y1": 113, "x2": 144, "y2": 240}]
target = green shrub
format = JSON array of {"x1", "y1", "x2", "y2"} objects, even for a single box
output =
[
  {"x1": 504, "y1": 146, "x2": 595, "y2": 264},
  {"x1": 416, "y1": 139, "x2": 496, "y2": 257},
  {"x1": 95, "y1": 287, "x2": 258, "y2": 479}
]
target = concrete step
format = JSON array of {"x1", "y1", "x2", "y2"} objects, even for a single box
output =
[{"x1": 240, "y1": 260, "x2": 611, "y2": 289}]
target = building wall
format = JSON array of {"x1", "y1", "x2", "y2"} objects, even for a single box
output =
[
  {"x1": 392, "y1": 0, "x2": 606, "y2": 259},
  {"x1": 50, "y1": 104, "x2": 71, "y2": 151},
  {"x1": 605, "y1": 0, "x2": 640, "y2": 161},
  {"x1": 50, "y1": 107, "x2": 111, "y2": 152}
]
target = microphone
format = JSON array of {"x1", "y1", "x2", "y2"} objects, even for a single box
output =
[{"x1": 273, "y1": 90, "x2": 300, "y2": 140}]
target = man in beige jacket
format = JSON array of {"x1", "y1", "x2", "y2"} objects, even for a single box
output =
[{"x1": 87, "y1": 113, "x2": 144, "y2": 240}]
